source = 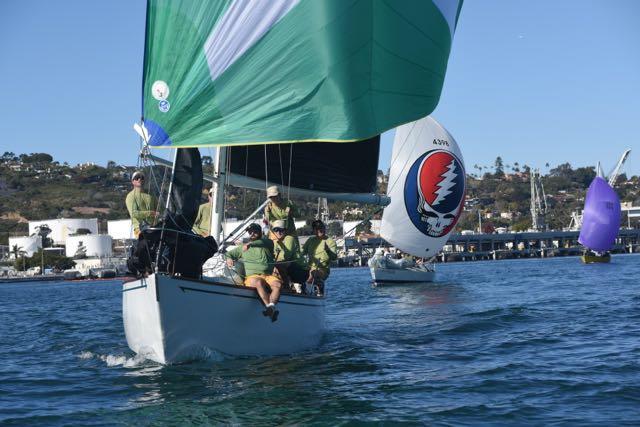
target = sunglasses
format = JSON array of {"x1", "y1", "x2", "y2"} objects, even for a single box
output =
[
  {"x1": 273, "y1": 228, "x2": 285, "y2": 233},
  {"x1": 133, "y1": 176, "x2": 145, "y2": 181}
]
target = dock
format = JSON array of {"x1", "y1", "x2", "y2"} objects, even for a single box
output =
[{"x1": 341, "y1": 228, "x2": 640, "y2": 265}]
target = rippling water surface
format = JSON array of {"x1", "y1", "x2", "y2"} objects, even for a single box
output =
[{"x1": 1, "y1": 255, "x2": 639, "y2": 425}]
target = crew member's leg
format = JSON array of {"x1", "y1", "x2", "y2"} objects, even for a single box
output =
[{"x1": 245, "y1": 275, "x2": 270, "y2": 306}]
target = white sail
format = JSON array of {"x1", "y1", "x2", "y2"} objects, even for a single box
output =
[{"x1": 380, "y1": 117, "x2": 466, "y2": 257}]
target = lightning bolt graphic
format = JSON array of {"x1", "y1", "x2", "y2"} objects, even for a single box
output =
[{"x1": 432, "y1": 159, "x2": 457, "y2": 206}]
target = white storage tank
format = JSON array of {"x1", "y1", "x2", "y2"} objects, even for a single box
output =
[
  {"x1": 29, "y1": 218, "x2": 99, "y2": 245},
  {"x1": 107, "y1": 219, "x2": 134, "y2": 240},
  {"x1": 8, "y1": 236, "x2": 42, "y2": 258},
  {"x1": 65, "y1": 235, "x2": 112, "y2": 258}
]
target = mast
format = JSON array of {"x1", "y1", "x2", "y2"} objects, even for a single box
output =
[{"x1": 210, "y1": 146, "x2": 227, "y2": 242}]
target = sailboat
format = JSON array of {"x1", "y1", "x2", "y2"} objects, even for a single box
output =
[
  {"x1": 371, "y1": 116, "x2": 466, "y2": 285},
  {"x1": 578, "y1": 151, "x2": 630, "y2": 264},
  {"x1": 578, "y1": 177, "x2": 621, "y2": 263},
  {"x1": 124, "y1": 0, "x2": 463, "y2": 363}
]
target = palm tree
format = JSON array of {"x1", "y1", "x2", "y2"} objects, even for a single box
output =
[
  {"x1": 11, "y1": 244, "x2": 22, "y2": 260},
  {"x1": 19, "y1": 250, "x2": 27, "y2": 271}
]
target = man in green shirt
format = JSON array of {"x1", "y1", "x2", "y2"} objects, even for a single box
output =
[
  {"x1": 192, "y1": 188, "x2": 213, "y2": 237},
  {"x1": 225, "y1": 223, "x2": 283, "y2": 321},
  {"x1": 302, "y1": 220, "x2": 338, "y2": 296},
  {"x1": 125, "y1": 171, "x2": 158, "y2": 238},
  {"x1": 271, "y1": 219, "x2": 308, "y2": 290},
  {"x1": 264, "y1": 185, "x2": 298, "y2": 240}
]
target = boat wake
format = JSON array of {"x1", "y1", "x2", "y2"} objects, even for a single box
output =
[{"x1": 78, "y1": 351, "x2": 150, "y2": 368}]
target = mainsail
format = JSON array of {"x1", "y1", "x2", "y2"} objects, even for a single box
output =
[
  {"x1": 578, "y1": 177, "x2": 621, "y2": 252},
  {"x1": 228, "y1": 137, "x2": 380, "y2": 194},
  {"x1": 380, "y1": 117, "x2": 466, "y2": 257},
  {"x1": 141, "y1": 0, "x2": 463, "y2": 148}
]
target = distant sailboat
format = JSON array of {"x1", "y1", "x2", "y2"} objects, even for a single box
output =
[
  {"x1": 371, "y1": 116, "x2": 466, "y2": 285},
  {"x1": 578, "y1": 177, "x2": 621, "y2": 263}
]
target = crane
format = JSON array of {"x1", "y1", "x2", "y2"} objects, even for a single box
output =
[{"x1": 608, "y1": 149, "x2": 631, "y2": 187}]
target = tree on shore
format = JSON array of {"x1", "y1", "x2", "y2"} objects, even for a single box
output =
[{"x1": 494, "y1": 156, "x2": 504, "y2": 177}]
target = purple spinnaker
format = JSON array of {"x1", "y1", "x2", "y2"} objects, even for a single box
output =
[{"x1": 578, "y1": 176, "x2": 621, "y2": 252}]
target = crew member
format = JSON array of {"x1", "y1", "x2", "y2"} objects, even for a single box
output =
[
  {"x1": 192, "y1": 188, "x2": 213, "y2": 237},
  {"x1": 302, "y1": 220, "x2": 338, "y2": 296},
  {"x1": 264, "y1": 185, "x2": 298, "y2": 240},
  {"x1": 271, "y1": 219, "x2": 308, "y2": 290},
  {"x1": 225, "y1": 223, "x2": 282, "y2": 322},
  {"x1": 125, "y1": 171, "x2": 157, "y2": 238}
]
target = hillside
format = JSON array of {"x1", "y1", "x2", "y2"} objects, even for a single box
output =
[{"x1": 1, "y1": 152, "x2": 638, "y2": 244}]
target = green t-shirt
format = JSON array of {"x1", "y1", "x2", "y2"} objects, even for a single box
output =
[
  {"x1": 274, "y1": 235, "x2": 306, "y2": 267},
  {"x1": 125, "y1": 189, "x2": 157, "y2": 234},
  {"x1": 225, "y1": 238, "x2": 275, "y2": 276},
  {"x1": 302, "y1": 236, "x2": 338, "y2": 271},
  {"x1": 192, "y1": 202, "x2": 212, "y2": 236},
  {"x1": 265, "y1": 200, "x2": 298, "y2": 235}
]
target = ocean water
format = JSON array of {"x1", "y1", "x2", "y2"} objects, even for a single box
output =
[{"x1": 1, "y1": 255, "x2": 639, "y2": 425}]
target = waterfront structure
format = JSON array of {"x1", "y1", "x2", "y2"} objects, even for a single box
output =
[
  {"x1": 443, "y1": 228, "x2": 640, "y2": 261},
  {"x1": 28, "y1": 218, "x2": 98, "y2": 245},
  {"x1": 8, "y1": 236, "x2": 42, "y2": 258},
  {"x1": 65, "y1": 235, "x2": 113, "y2": 258}
]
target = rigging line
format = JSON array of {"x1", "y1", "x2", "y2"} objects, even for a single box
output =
[
  {"x1": 263, "y1": 145, "x2": 269, "y2": 192},
  {"x1": 278, "y1": 145, "x2": 284, "y2": 188},
  {"x1": 386, "y1": 122, "x2": 422, "y2": 195},
  {"x1": 155, "y1": 148, "x2": 178, "y2": 270},
  {"x1": 150, "y1": 150, "x2": 194, "y2": 237},
  {"x1": 243, "y1": 146, "x2": 249, "y2": 208},
  {"x1": 146, "y1": 156, "x2": 166, "y2": 220},
  {"x1": 388, "y1": 120, "x2": 418, "y2": 170},
  {"x1": 287, "y1": 144, "x2": 293, "y2": 200}
]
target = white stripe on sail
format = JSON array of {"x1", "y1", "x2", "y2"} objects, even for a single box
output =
[
  {"x1": 432, "y1": 0, "x2": 461, "y2": 39},
  {"x1": 204, "y1": 0, "x2": 300, "y2": 82}
]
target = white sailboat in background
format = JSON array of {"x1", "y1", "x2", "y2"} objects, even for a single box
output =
[
  {"x1": 123, "y1": 0, "x2": 463, "y2": 363},
  {"x1": 370, "y1": 116, "x2": 466, "y2": 285}
]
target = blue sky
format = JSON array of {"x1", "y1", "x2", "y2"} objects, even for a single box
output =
[{"x1": 1, "y1": 1, "x2": 639, "y2": 176}]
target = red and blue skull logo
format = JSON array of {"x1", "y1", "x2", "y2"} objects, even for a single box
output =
[{"x1": 404, "y1": 150, "x2": 465, "y2": 238}]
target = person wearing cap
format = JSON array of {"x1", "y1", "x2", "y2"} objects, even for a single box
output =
[
  {"x1": 271, "y1": 219, "x2": 308, "y2": 288},
  {"x1": 192, "y1": 188, "x2": 213, "y2": 237},
  {"x1": 302, "y1": 219, "x2": 337, "y2": 295},
  {"x1": 225, "y1": 223, "x2": 282, "y2": 321},
  {"x1": 264, "y1": 185, "x2": 298, "y2": 240},
  {"x1": 125, "y1": 171, "x2": 158, "y2": 238}
]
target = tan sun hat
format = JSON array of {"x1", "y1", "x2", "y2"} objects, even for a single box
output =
[
  {"x1": 272, "y1": 219, "x2": 286, "y2": 229},
  {"x1": 266, "y1": 185, "x2": 280, "y2": 197}
]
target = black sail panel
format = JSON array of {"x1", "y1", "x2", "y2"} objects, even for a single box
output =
[
  {"x1": 228, "y1": 137, "x2": 380, "y2": 194},
  {"x1": 166, "y1": 148, "x2": 203, "y2": 230}
]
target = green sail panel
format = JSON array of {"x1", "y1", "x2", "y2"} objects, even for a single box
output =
[{"x1": 142, "y1": 0, "x2": 463, "y2": 148}]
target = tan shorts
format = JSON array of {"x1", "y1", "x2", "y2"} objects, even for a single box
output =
[{"x1": 244, "y1": 274, "x2": 281, "y2": 287}]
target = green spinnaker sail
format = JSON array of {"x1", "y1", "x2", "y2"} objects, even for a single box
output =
[{"x1": 142, "y1": 0, "x2": 463, "y2": 148}]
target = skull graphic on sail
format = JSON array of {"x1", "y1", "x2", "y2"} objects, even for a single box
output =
[{"x1": 415, "y1": 151, "x2": 465, "y2": 237}]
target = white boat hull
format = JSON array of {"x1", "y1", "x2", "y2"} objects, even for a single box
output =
[
  {"x1": 123, "y1": 273, "x2": 325, "y2": 364},
  {"x1": 370, "y1": 266, "x2": 435, "y2": 285}
]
